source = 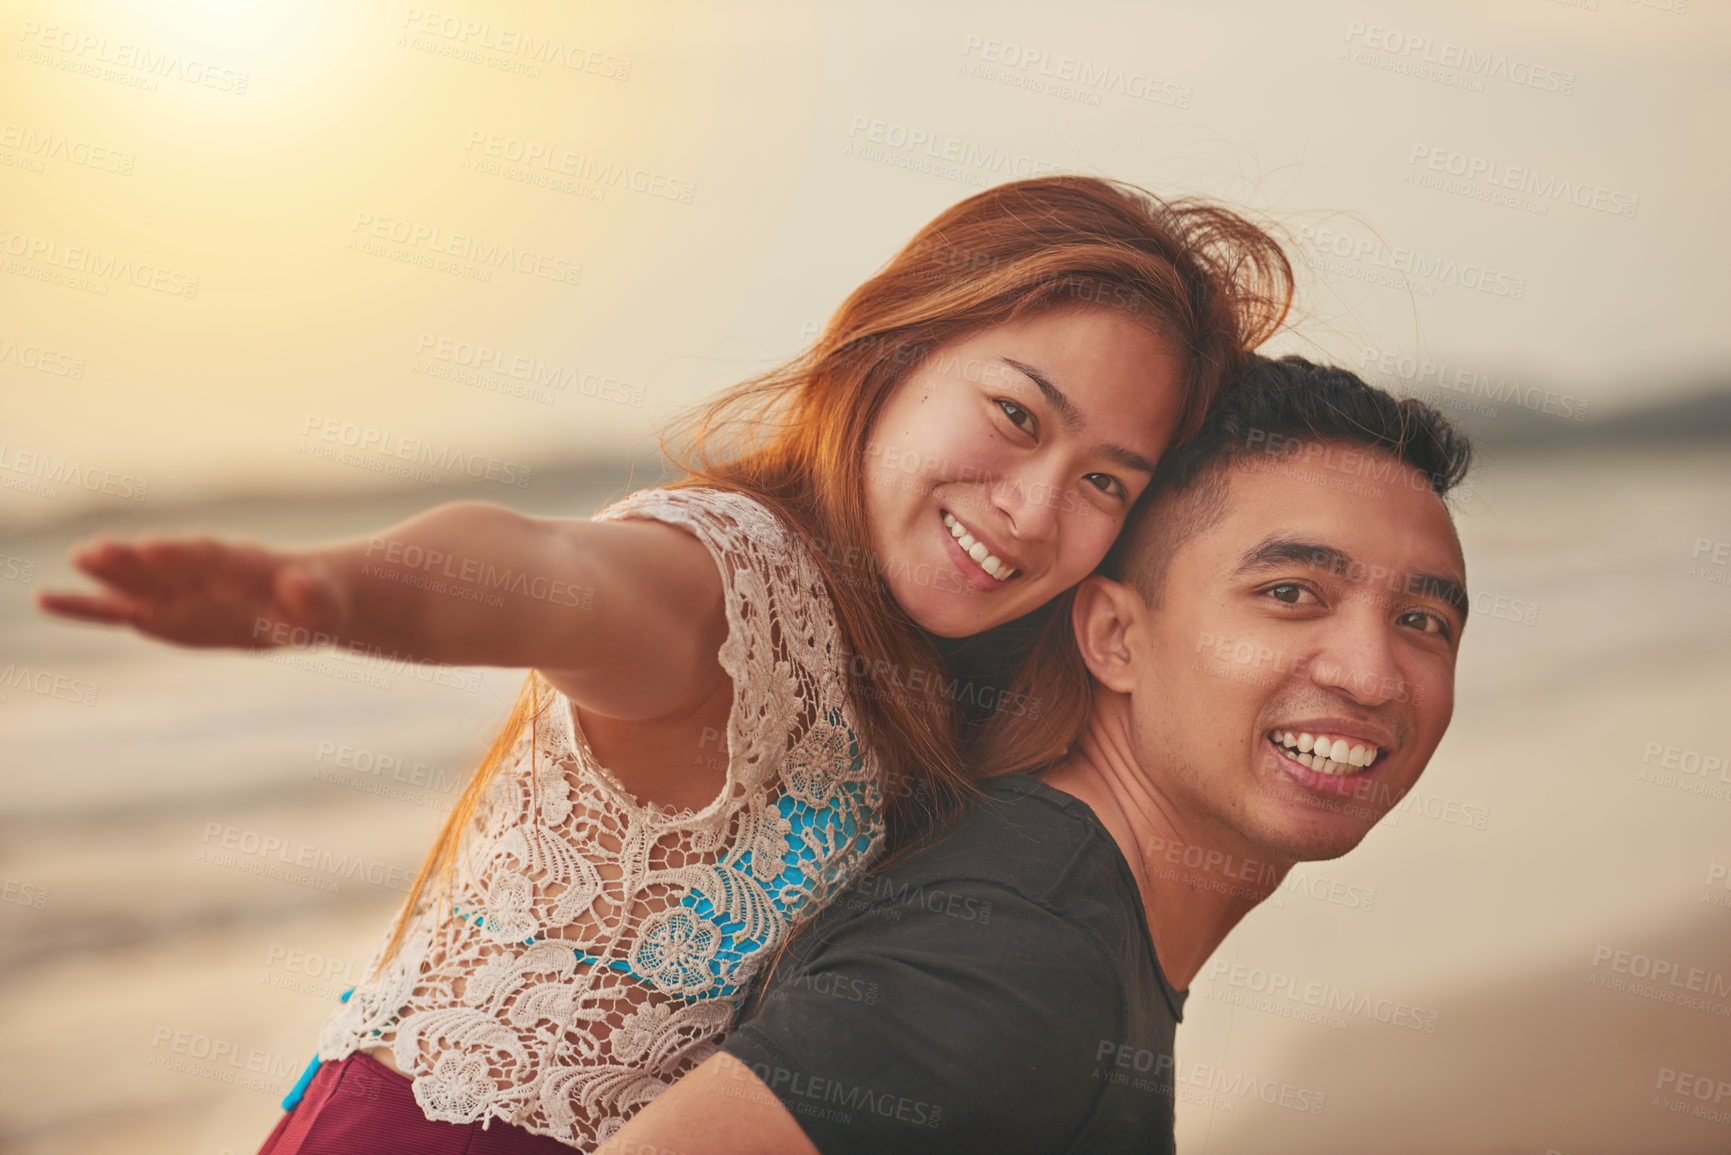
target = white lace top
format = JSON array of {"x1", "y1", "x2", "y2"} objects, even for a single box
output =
[{"x1": 317, "y1": 487, "x2": 886, "y2": 1148}]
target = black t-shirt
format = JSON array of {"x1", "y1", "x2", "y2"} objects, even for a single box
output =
[{"x1": 720, "y1": 774, "x2": 1187, "y2": 1154}]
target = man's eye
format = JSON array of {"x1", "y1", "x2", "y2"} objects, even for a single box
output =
[
  {"x1": 1399, "y1": 609, "x2": 1452, "y2": 639},
  {"x1": 1084, "y1": 472, "x2": 1125, "y2": 498},
  {"x1": 996, "y1": 399, "x2": 1034, "y2": 433},
  {"x1": 1265, "y1": 583, "x2": 1318, "y2": 605}
]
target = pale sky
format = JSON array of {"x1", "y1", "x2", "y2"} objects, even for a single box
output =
[{"x1": 3, "y1": 0, "x2": 1726, "y2": 527}]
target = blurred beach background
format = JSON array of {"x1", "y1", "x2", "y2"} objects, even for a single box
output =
[{"x1": 2, "y1": 2, "x2": 1728, "y2": 1153}]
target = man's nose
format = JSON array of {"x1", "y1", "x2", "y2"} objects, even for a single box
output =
[{"x1": 1308, "y1": 609, "x2": 1405, "y2": 708}]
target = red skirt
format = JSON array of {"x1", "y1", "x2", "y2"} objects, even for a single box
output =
[{"x1": 256, "y1": 1052, "x2": 579, "y2": 1153}]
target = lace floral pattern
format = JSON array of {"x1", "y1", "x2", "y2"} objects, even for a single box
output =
[{"x1": 317, "y1": 489, "x2": 884, "y2": 1148}]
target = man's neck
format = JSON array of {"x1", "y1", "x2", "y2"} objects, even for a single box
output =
[{"x1": 1036, "y1": 693, "x2": 1291, "y2": 991}]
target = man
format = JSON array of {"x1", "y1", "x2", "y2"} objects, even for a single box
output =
[{"x1": 601, "y1": 355, "x2": 1474, "y2": 1154}]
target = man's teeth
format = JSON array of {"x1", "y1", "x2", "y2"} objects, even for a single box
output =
[
  {"x1": 943, "y1": 512, "x2": 1016, "y2": 581},
  {"x1": 1273, "y1": 731, "x2": 1379, "y2": 776}
]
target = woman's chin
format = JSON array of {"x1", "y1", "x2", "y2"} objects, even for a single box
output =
[{"x1": 900, "y1": 589, "x2": 1023, "y2": 639}]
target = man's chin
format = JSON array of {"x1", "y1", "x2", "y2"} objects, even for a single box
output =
[
  {"x1": 1266, "y1": 829, "x2": 1368, "y2": 864},
  {"x1": 1249, "y1": 767, "x2": 1411, "y2": 862},
  {"x1": 1249, "y1": 804, "x2": 1387, "y2": 865}
]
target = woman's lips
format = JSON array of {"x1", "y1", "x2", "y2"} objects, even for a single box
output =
[{"x1": 940, "y1": 510, "x2": 1019, "y2": 591}]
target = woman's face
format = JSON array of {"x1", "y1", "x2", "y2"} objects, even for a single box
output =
[{"x1": 863, "y1": 303, "x2": 1184, "y2": 638}]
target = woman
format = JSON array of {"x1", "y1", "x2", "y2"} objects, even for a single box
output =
[{"x1": 38, "y1": 176, "x2": 1291, "y2": 1151}]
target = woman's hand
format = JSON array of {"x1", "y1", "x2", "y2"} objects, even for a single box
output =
[
  {"x1": 36, "y1": 535, "x2": 350, "y2": 650},
  {"x1": 35, "y1": 501, "x2": 730, "y2": 723}
]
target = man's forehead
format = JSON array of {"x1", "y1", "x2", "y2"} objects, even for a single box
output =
[{"x1": 1197, "y1": 452, "x2": 1466, "y2": 583}]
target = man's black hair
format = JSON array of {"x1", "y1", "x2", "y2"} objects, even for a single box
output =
[{"x1": 1104, "y1": 354, "x2": 1473, "y2": 603}]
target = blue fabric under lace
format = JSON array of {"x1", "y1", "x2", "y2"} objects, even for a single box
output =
[{"x1": 283, "y1": 711, "x2": 873, "y2": 1113}]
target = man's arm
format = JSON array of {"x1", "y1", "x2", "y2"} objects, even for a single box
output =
[{"x1": 597, "y1": 1053, "x2": 817, "y2": 1155}]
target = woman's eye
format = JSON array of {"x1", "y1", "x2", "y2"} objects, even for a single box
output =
[
  {"x1": 1265, "y1": 583, "x2": 1318, "y2": 606},
  {"x1": 1399, "y1": 609, "x2": 1451, "y2": 639},
  {"x1": 995, "y1": 399, "x2": 1034, "y2": 433}
]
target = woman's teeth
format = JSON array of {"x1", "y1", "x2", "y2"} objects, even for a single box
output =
[
  {"x1": 943, "y1": 512, "x2": 1016, "y2": 581},
  {"x1": 1272, "y1": 731, "x2": 1380, "y2": 776}
]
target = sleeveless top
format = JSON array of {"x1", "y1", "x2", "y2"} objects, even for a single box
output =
[{"x1": 316, "y1": 487, "x2": 886, "y2": 1148}]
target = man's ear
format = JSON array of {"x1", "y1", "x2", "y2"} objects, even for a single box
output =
[{"x1": 1070, "y1": 574, "x2": 1144, "y2": 694}]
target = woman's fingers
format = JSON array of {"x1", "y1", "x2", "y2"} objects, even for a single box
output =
[
  {"x1": 70, "y1": 538, "x2": 171, "y2": 598},
  {"x1": 40, "y1": 583, "x2": 263, "y2": 647},
  {"x1": 139, "y1": 538, "x2": 249, "y2": 594},
  {"x1": 49, "y1": 532, "x2": 308, "y2": 647},
  {"x1": 34, "y1": 589, "x2": 141, "y2": 627},
  {"x1": 72, "y1": 535, "x2": 275, "y2": 600},
  {"x1": 72, "y1": 536, "x2": 213, "y2": 597}
]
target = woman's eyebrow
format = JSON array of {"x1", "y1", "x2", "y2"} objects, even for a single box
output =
[
  {"x1": 1002, "y1": 358, "x2": 1081, "y2": 431},
  {"x1": 1001, "y1": 357, "x2": 1158, "y2": 475}
]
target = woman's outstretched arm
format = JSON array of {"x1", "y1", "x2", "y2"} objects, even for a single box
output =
[{"x1": 36, "y1": 500, "x2": 728, "y2": 721}]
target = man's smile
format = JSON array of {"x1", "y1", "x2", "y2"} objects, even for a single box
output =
[
  {"x1": 1263, "y1": 722, "x2": 1397, "y2": 799},
  {"x1": 1269, "y1": 729, "x2": 1380, "y2": 774}
]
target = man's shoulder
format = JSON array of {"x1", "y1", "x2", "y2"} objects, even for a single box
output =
[
  {"x1": 845, "y1": 773, "x2": 1138, "y2": 920},
  {"x1": 794, "y1": 772, "x2": 1160, "y2": 1013},
  {"x1": 722, "y1": 775, "x2": 1180, "y2": 1154}
]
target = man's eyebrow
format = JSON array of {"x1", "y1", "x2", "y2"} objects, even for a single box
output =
[
  {"x1": 1001, "y1": 357, "x2": 1159, "y2": 476},
  {"x1": 1234, "y1": 538, "x2": 1470, "y2": 616},
  {"x1": 1402, "y1": 571, "x2": 1470, "y2": 617},
  {"x1": 1233, "y1": 539, "x2": 1351, "y2": 577}
]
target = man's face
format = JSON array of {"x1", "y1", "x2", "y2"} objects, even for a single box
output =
[{"x1": 1124, "y1": 444, "x2": 1468, "y2": 864}]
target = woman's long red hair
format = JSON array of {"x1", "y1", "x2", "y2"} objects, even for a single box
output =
[{"x1": 374, "y1": 177, "x2": 1293, "y2": 970}]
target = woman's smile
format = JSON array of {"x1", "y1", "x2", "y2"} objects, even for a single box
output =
[{"x1": 941, "y1": 509, "x2": 1021, "y2": 585}]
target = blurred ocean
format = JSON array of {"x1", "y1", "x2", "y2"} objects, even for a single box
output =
[{"x1": 1, "y1": 440, "x2": 1728, "y2": 1154}]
